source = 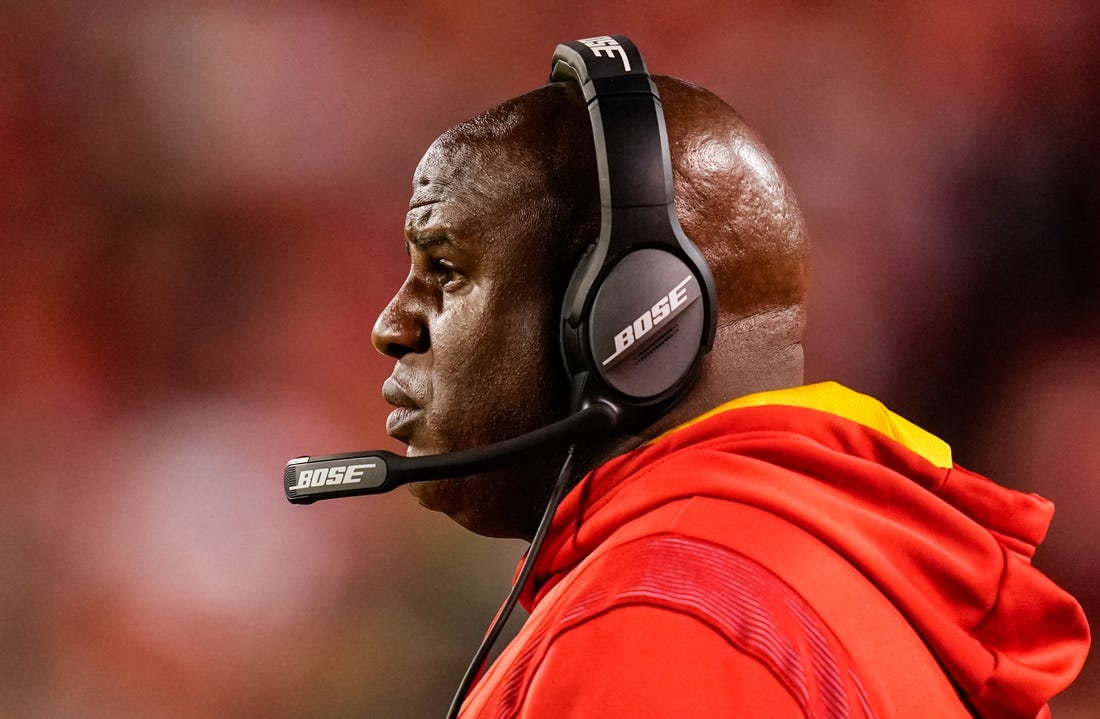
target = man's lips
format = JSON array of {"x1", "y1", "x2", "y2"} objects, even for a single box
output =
[{"x1": 382, "y1": 377, "x2": 422, "y2": 441}]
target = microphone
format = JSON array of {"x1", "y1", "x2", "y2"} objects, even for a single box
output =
[{"x1": 284, "y1": 401, "x2": 620, "y2": 504}]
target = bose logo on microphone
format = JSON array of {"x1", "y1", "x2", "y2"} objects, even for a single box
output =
[
  {"x1": 292, "y1": 464, "x2": 374, "y2": 490},
  {"x1": 578, "y1": 36, "x2": 631, "y2": 72},
  {"x1": 602, "y1": 276, "x2": 694, "y2": 367}
]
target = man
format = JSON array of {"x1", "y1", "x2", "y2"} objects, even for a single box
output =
[{"x1": 371, "y1": 52, "x2": 1089, "y2": 718}]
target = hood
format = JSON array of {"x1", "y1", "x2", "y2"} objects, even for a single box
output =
[{"x1": 525, "y1": 382, "x2": 1090, "y2": 719}]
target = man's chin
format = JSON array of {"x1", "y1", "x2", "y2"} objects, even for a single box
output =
[
  {"x1": 406, "y1": 477, "x2": 475, "y2": 526},
  {"x1": 403, "y1": 434, "x2": 450, "y2": 459},
  {"x1": 405, "y1": 472, "x2": 537, "y2": 540},
  {"x1": 407, "y1": 477, "x2": 449, "y2": 507}
]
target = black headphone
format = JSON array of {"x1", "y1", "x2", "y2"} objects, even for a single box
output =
[
  {"x1": 552, "y1": 35, "x2": 717, "y2": 432},
  {"x1": 284, "y1": 35, "x2": 717, "y2": 502}
]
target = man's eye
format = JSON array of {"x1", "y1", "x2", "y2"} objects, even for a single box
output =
[{"x1": 434, "y1": 259, "x2": 463, "y2": 288}]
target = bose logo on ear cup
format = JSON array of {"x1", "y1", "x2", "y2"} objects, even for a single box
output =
[{"x1": 602, "y1": 275, "x2": 695, "y2": 367}]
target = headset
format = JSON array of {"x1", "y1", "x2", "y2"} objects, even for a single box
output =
[
  {"x1": 283, "y1": 35, "x2": 717, "y2": 503},
  {"x1": 555, "y1": 35, "x2": 717, "y2": 430}
]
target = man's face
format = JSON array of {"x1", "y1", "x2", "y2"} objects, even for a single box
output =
[{"x1": 370, "y1": 133, "x2": 572, "y2": 538}]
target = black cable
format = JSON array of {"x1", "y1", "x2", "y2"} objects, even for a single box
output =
[{"x1": 443, "y1": 445, "x2": 580, "y2": 719}]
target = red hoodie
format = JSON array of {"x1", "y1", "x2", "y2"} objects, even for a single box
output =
[{"x1": 460, "y1": 383, "x2": 1090, "y2": 719}]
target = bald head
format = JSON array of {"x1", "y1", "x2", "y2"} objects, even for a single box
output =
[
  {"x1": 437, "y1": 75, "x2": 806, "y2": 314},
  {"x1": 658, "y1": 76, "x2": 808, "y2": 323},
  {"x1": 432, "y1": 76, "x2": 808, "y2": 410}
]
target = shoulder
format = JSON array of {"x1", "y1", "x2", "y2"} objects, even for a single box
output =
[
  {"x1": 510, "y1": 534, "x2": 874, "y2": 719},
  {"x1": 524, "y1": 602, "x2": 804, "y2": 718}
]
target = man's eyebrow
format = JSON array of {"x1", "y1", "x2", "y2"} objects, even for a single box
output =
[{"x1": 405, "y1": 234, "x2": 455, "y2": 253}]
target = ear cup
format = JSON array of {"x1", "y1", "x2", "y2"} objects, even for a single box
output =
[
  {"x1": 587, "y1": 248, "x2": 706, "y2": 398},
  {"x1": 559, "y1": 239, "x2": 713, "y2": 431}
]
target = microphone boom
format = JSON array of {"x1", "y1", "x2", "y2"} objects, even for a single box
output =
[{"x1": 284, "y1": 402, "x2": 619, "y2": 504}]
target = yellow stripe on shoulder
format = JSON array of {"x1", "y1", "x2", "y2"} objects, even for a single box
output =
[{"x1": 662, "y1": 382, "x2": 953, "y2": 469}]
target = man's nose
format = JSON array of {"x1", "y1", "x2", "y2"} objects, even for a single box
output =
[{"x1": 371, "y1": 279, "x2": 428, "y2": 359}]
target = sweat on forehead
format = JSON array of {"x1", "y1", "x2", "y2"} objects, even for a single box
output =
[
  {"x1": 414, "y1": 84, "x2": 595, "y2": 198},
  {"x1": 407, "y1": 84, "x2": 600, "y2": 278}
]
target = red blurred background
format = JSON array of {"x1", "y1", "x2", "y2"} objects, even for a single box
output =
[{"x1": 1, "y1": 2, "x2": 1096, "y2": 717}]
